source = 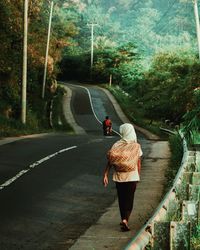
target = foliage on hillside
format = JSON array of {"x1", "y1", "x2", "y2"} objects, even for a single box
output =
[
  {"x1": 0, "y1": 0, "x2": 78, "y2": 129},
  {"x1": 107, "y1": 51, "x2": 200, "y2": 143},
  {"x1": 0, "y1": 0, "x2": 200, "y2": 141},
  {"x1": 135, "y1": 52, "x2": 200, "y2": 121},
  {"x1": 58, "y1": 1, "x2": 200, "y2": 143}
]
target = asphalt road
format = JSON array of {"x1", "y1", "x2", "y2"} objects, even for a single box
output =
[{"x1": 0, "y1": 84, "x2": 148, "y2": 250}]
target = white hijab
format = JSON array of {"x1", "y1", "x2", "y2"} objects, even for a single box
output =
[{"x1": 119, "y1": 123, "x2": 137, "y2": 142}]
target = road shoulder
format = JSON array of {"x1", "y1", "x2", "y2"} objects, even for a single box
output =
[{"x1": 98, "y1": 86, "x2": 160, "y2": 141}]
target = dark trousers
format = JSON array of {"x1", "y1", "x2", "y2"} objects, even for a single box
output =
[{"x1": 116, "y1": 181, "x2": 137, "y2": 221}]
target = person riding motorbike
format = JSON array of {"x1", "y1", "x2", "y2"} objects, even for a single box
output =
[{"x1": 103, "y1": 116, "x2": 112, "y2": 136}]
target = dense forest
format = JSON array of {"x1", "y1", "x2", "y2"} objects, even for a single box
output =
[{"x1": 0, "y1": 0, "x2": 200, "y2": 142}]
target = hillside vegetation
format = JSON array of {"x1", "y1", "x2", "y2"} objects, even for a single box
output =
[{"x1": 0, "y1": 0, "x2": 199, "y2": 142}]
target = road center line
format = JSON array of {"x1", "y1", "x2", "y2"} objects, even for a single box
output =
[
  {"x1": 0, "y1": 146, "x2": 77, "y2": 191},
  {"x1": 68, "y1": 83, "x2": 120, "y2": 136}
]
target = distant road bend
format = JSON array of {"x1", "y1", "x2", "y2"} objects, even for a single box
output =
[{"x1": 0, "y1": 82, "x2": 169, "y2": 250}]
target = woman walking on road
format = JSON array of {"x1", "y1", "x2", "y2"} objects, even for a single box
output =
[{"x1": 103, "y1": 123, "x2": 143, "y2": 231}]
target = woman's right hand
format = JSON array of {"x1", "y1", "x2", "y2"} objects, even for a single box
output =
[{"x1": 103, "y1": 174, "x2": 109, "y2": 187}]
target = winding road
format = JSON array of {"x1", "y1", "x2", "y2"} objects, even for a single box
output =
[{"x1": 0, "y1": 83, "x2": 169, "y2": 250}]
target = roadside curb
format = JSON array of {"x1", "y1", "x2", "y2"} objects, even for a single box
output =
[
  {"x1": 0, "y1": 133, "x2": 51, "y2": 146},
  {"x1": 61, "y1": 84, "x2": 86, "y2": 135}
]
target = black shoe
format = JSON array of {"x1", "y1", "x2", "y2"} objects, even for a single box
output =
[{"x1": 120, "y1": 222, "x2": 130, "y2": 232}]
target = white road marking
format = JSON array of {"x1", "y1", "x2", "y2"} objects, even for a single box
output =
[
  {"x1": 70, "y1": 84, "x2": 102, "y2": 124},
  {"x1": 68, "y1": 83, "x2": 120, "y2": 136},
  {"x1": 0, "y1": 146, "x2": 77, "y2": 191}
]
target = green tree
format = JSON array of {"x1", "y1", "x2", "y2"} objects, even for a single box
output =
[
  {"x1": 136, "y1": 51, "x2": 200, "y2": 122},
  {"x1": 0, "y1": 0, "x2": 79, "y2": 121}
]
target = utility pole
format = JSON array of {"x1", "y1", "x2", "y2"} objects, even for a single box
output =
[
  {"x1": 194, "y1": 0, "x2": 200, "y2": 59},
  {"x1": 88, "y1": 23, "x2": 98, "y2": 75},
  {"x1": 21, "y1": 0, "x2": 28, "y2": 124},
  {"x1": 42, "y1": 1, "x2": 54, "y2": 99}
]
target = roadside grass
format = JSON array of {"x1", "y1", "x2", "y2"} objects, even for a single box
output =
[
  {"x1": 0, "y1": 114, "x2": 35, "y2": 138},
  {"x1": 191, "y1": 222, "x2": 200, "y2": 250},
  {"x1": 105, "y1": 84, "x2": 168, "y2": 138},
  {"x1": 51, "y1": 86, "x2": 73, "y2": 133},
  {"x1": 164, "y1": 133, "x2": 183, "y2": 192},
  {"x1": 0, "y1": 111, "x2": 51, "y2": 138},
  {"x1": 0, "y1": 86, "x2": 73, "y2": 138}
]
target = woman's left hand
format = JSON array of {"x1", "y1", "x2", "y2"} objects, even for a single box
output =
[{"x1": 138, "y1": 158, "x2": 141, "y2": 175}]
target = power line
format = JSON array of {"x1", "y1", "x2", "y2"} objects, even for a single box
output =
[
  {"x1": 153, "y1": 0, "x2": 177, "y2": 33},
  {"x1": 135, "y1": 0, "x2": 177, "y2": 37},
  {"x1": 155, "y1": 0, "x2": 190, "y2": 35},
  {"x1": 133, "y1": 0, "x2": 141, "y2": 7}
]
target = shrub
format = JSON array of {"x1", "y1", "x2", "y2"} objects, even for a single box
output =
[{"x1": 164, "y1": 133, "x2": 183, "y2": 191}]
